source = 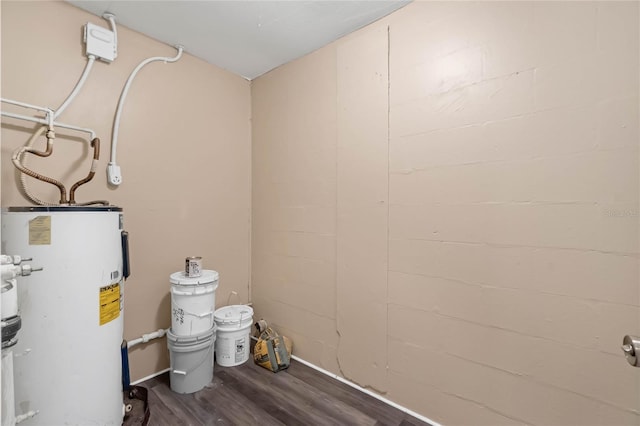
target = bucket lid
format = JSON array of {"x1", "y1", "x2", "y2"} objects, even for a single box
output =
[
  {"x1": 167, "y1": 325, "x2": 216, "y2": 345},
  {"x1": 214, "y1": 305, "x2": 254, "y2": 325},
  {"x1": 170, "y1": 270, "x2": 219, "y2": 285}
]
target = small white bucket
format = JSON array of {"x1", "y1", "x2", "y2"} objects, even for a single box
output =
[
  {"x1": 170, "y1": 270, "x2": 219, "y2": 336},
  {"x1": 167, "y1": 326, "x2": 216, "y2": 394},
  {"x1": 214, "y1": 305, "x2": 253, "y2": 367}
]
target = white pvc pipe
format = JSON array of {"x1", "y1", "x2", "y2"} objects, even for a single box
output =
[
  {"x1": 127, "y1": 328, "x2": 168, "y2": 349},
  {"x1": 0, "y1": 98, "x2": 50, "y2": 114},
  {"x1": 109, "y1": 46, "x2": 184, "y2": 180},
  {"x1": 1, "y1": 111, "x2": 95, "y2": 139}
]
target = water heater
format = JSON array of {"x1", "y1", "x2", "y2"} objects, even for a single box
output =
[{"x1": 1, "y1": 206, "x2": 129, "y2": 425}]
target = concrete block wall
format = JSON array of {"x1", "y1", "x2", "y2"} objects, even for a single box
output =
[
  {"x1": 252, "y1": 2, "x2": 640, "y2": 424},
  {"x1": 2, "y1": 1, "x2": 638, "y2": 423}
]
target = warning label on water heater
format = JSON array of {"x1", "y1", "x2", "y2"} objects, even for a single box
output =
[
  {"x1": 29, "y1": 216, "x2": 51, "y2": 245},
  {"x1": 99, "y1": 283, "x2": 121, "y2": 326}
]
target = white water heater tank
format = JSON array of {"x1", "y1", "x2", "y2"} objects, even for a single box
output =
[{"x1": 1, "y1": 206, "x2": 127, "y2": 426}]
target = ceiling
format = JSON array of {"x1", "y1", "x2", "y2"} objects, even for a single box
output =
[{"x1": 68, "y1": 1, "x2": 411, "y2": 80}]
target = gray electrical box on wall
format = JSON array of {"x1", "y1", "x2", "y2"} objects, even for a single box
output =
[{"x1": 84, "y1": 22, "x2": 116, "y2": 62}]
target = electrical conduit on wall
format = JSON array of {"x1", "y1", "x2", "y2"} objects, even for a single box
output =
[
  {"x1": 107, "y1": 46, "x2": 184, "y2": 186},
  {"x1": 7, "y1": 13, "x2": 114, "y2": 206}
]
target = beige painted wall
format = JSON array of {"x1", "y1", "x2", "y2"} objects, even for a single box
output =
[
  {"x1": 1, "y1": 1, "x2": 251, "y2": 381},
  {"x1": 252, "y1": 1, "x2": 640, "y2": 425},
  {"x1": 3, "y1": 1, "x2": 639, "y2": 424}
]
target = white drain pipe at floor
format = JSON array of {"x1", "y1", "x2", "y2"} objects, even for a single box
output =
[{"x1": 127, "y1": 329, "x2": 168, "y2": 349}]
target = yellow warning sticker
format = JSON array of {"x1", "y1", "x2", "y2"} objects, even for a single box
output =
[
  {"x1": 29, "y1": 216, "x2": 51, "y2": 245},
  {"x1": 99, "y1": 283, "x2": 121, "y2": 326}
]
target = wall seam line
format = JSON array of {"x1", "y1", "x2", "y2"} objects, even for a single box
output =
[
  {"x1": 248, "y1": 83, "x2": 253, "y2": 305},
  {"x1": 385, "y1": 23, "x2": 391, "y2": 385},
  {"x1": 334, "y1": 43, "x2": 343, "y2": 376}
]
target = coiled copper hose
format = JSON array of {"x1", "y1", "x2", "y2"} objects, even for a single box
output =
[
  {"x1": 12, "y1": 131, "x2": 108, "y2": 206},
  {"x1": 69, "y1": 138, "x2": 100, "y2": 204},
  {"x1": 12, "y1": 129, "x2": 68, "y2": 204}
]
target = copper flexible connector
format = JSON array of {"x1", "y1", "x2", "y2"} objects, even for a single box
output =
[
  {"x1": 26, "y1": 129, "x2": 55, "y2": 157},
  {"x1": 69, "y1": 138, "x2": 100, "y2": 205},
  {"x1": 11, "y1": 130, "x2": 67, "y2": 204}
]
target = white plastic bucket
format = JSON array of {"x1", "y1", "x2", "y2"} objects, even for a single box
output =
[
  {"x1": 170, "y1": 270, "x2": 219, "y2": 336},
  {"x1": 214, "y1": 305, "x2": 253, "y2": 367},
  {"x1": 167, "y1": 326, "x2": 216, "y2": 394}
]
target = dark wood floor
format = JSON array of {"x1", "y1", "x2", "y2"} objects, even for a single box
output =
[{"x1": 125, "y1": 358, "x2": 429, "y2": 426}]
